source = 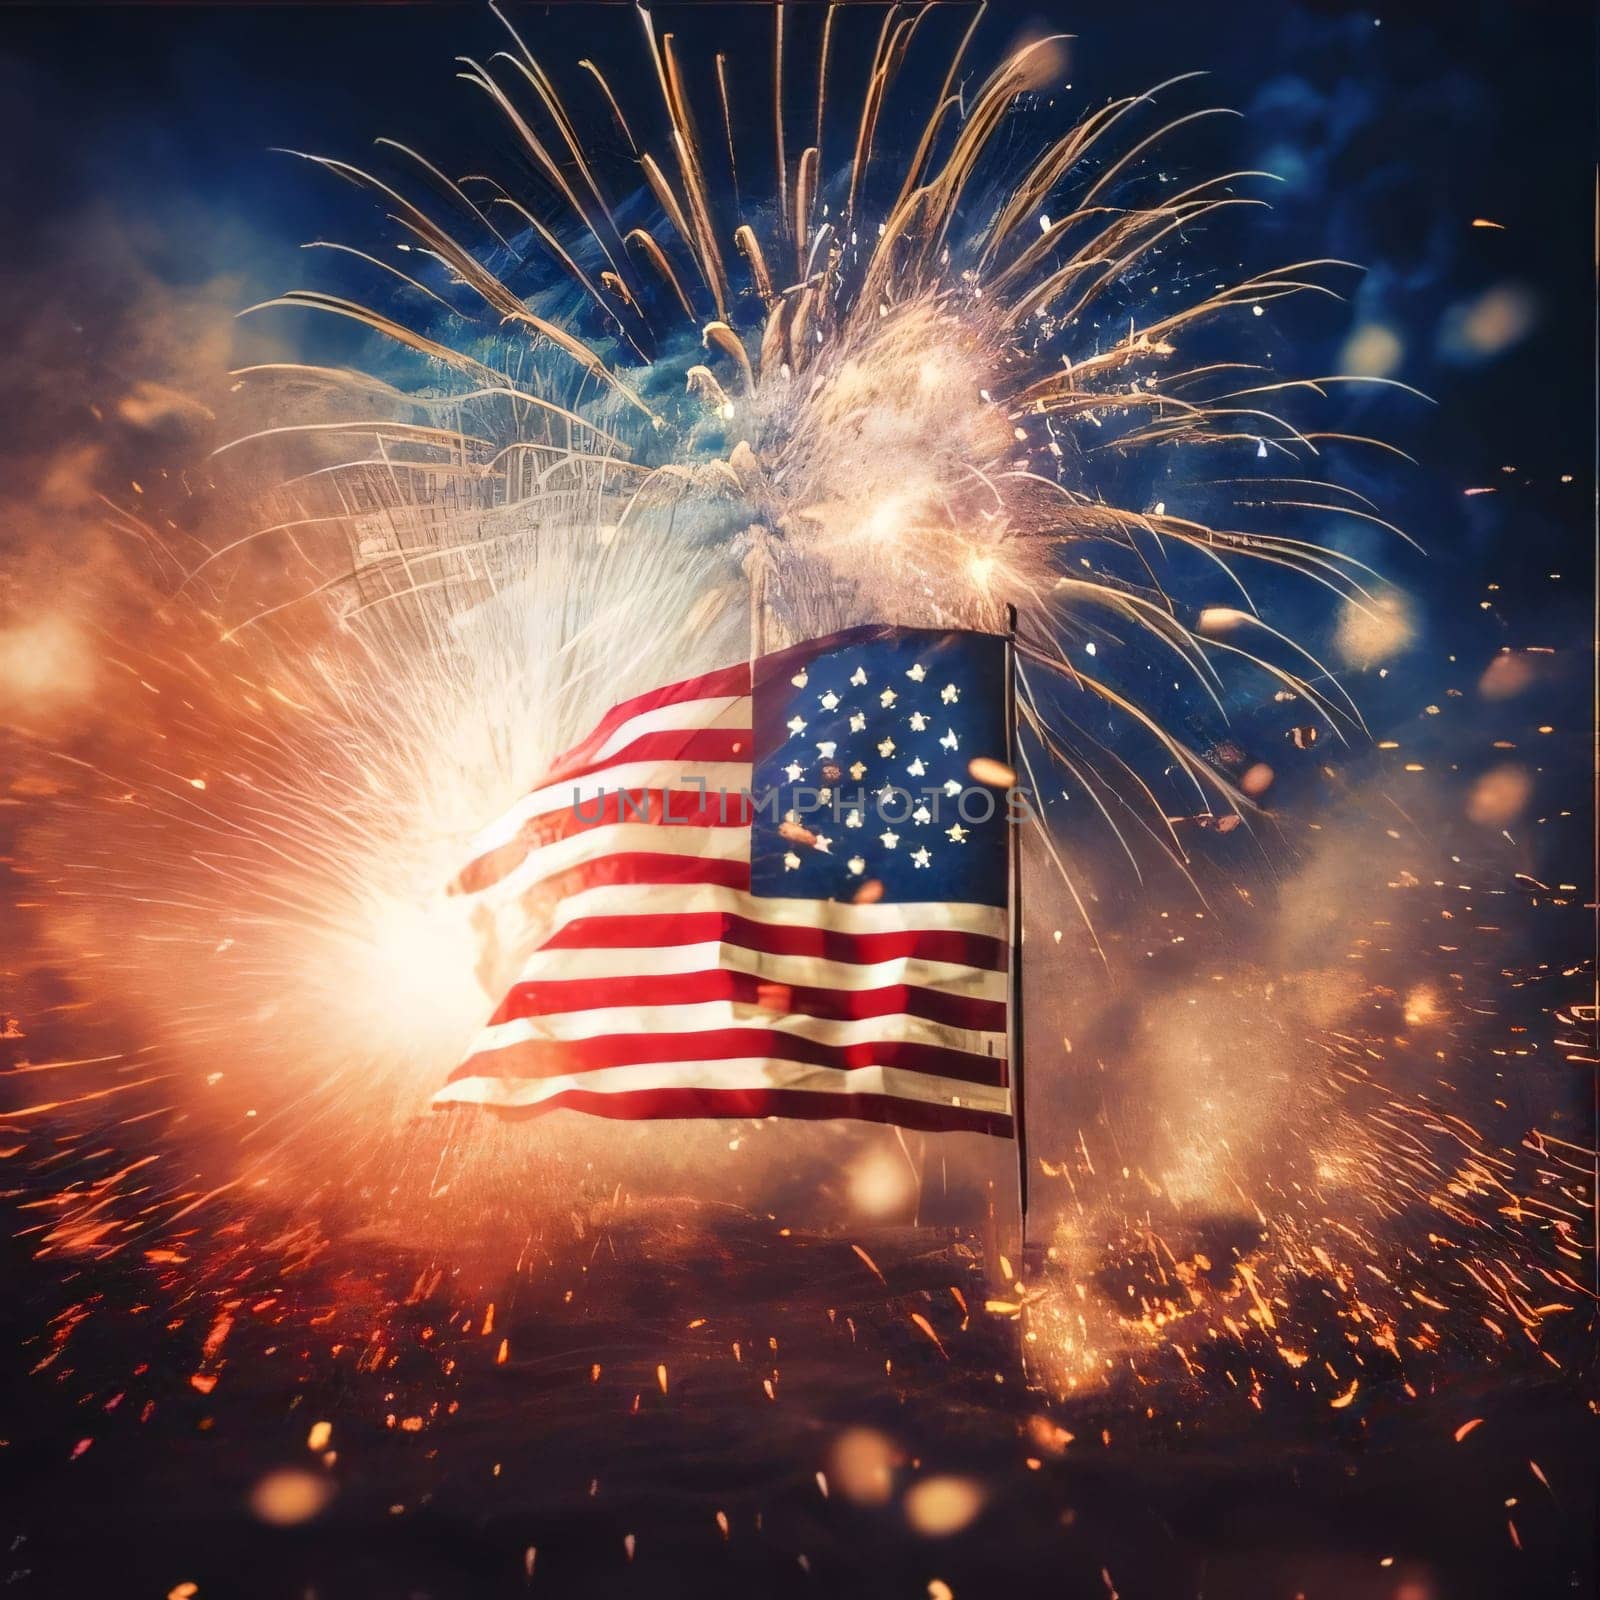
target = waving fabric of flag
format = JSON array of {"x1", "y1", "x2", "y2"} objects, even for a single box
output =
[{"x1": 434, "y1": 624, "x2": 1016, "y2": 1136}]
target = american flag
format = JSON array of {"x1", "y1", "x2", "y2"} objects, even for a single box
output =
[{"x1": 434, "y1": 624, "x2": 1015, "y2": 1137}]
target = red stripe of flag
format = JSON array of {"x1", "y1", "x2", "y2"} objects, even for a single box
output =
[
  {"x1": 540, "y1": 727, "x2": 751, "y2": 789},
  {"x1": 488, "y1": 970, "x2": 1005, "y2": 1030},
  {"x1": 441, "y1": 1085, "x2": 1012, "y2": 1138},
  {"x1": 515, "y1": 852, "x2": 753, "y2": 900},
  {"x1": 447, "y1": 1028, "x2": 1007, "y2": 1088},
  {"x1": 541, "y1": 664, "x2": 751, "y2": 783}
]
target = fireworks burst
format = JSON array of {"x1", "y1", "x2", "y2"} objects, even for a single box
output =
[{"x1": 235, "y1": 1, "x2": 1408, "y2": 856}]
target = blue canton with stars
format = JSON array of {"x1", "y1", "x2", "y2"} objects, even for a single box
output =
[{"x1": 749, "y1": 626, "x2": 1011, "y2": 908}]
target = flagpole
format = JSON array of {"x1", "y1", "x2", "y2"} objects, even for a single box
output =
[
  {"x1": 744, "y1": 531, "x2": 771, "y2": 661},
  {"x1": 1004, "y1": 603, "x2": 1029, "y2": 1234}
]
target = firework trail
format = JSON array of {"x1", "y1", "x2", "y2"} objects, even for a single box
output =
[{"x1": 2, "y1": 1, "x2": 1589, "y2": 1417}]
